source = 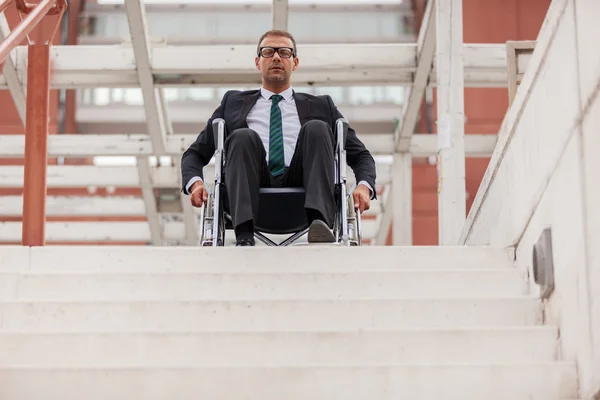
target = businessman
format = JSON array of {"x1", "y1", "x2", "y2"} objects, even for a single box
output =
[{"x1": 181, "y1": 30, "x2": 377, "y2": 246}]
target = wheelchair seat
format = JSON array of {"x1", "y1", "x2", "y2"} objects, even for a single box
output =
[{"x1": 255, "y1": 188, "x2": 308, "y2": 234}]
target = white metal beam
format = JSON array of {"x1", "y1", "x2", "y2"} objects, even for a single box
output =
[
  {"x1": 124, "y1": 0, "x2": 167, "y2": 154},
  {"x1": 0, "y1": 219, "x2": 380, "y2": 243},
  {"x1": 0, "y1": 13, "x2": 26, "y2": 126},
  {"x1": 394, "y1": 0, "x2": 435, "y2": 152},
  {"x1": 392, "y1": 153, "x2": 412, "y2": 245},
  {"x1": 0, "y1": 194, "x2": 382, "y2": 219},
  {"x1": 175, "y1": 162, "x2": 199, "y2": 246},
  {"x1": 272, "y1": 0, "x2": 288, "y2": 30},
  {"x1": 0, "y1": 196, "x2": 146, "y2": 216},
  {"x1": 374, "y1": 185, "x2": 392, "y2": 245},
  {"x1": 373, "y1": 154, "x2": 413, "y2": 246},
  {"x1": 0, "y1": 133, "x2": 497, "y2": 158},
  {"x1": 76, "y1": 102, "x2": 403, "y2": 125},
  {"x1": 157, "y1": 88, "x2": 174, "y2": 136},
  {"x1": 0, "y1": 44, "x2": 532, "y2": 89},
  {"x1": 436, "y1": 0, "x2": 466, "y2": 245},
  {"x1": 0, "y1": 164, "x2": 391, "y2": 188},
  {"x1": 136, "y1": 156, "x2": 163, "y2": 245}
]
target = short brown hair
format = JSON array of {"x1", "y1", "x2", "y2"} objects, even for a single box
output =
[{"x1": 257, "y1": 30, "x2": 297, "y2": 56}]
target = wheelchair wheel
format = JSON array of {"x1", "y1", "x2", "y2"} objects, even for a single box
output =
[
  {"x1": 346, "y1": 194, "x2": 362, "y2": 246},
  {"x1": 199, "y1": 191, "x2": 225, "y2": 246}
]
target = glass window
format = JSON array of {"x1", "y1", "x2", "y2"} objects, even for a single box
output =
[
  {"x1": 293, "y1": 86, "x2": 314, "y2": 95},
  {"x1": 348, "y1": 86, "x2": 375, "y2": 105},
  {"x1": 94, "y1": 14, "x2": 130, "y2": 38},
  {"x1": 213, "y1": 12, "x2": 270, "y2": 39},
  {"x1": 162, "y1": 88, "x2": 181, "y2": 103},
  {"x1": 384, "y1": 86, "x2": 406, "y2": 104},
  {"x1": 89, "y1": 9, "x2": 408, "y2": 40},
  {"x1": 93, "y1": 88, "x2": 111, "y2": 106},
  {"x1": 314, "y1": 86, "x2": 344, "y2": 103},
  {"x1": 79, "y1": 89, "x2": 93, "y2": 105},
  {"x1": 111, "y1": 88, "x2": 125, "y2": 103},
  {"x1": 124, "y1": 89, "x2": 144, "y2": 105},
  {"x1": 182, "y1": 88, "x2": 215, "y2": 101}
]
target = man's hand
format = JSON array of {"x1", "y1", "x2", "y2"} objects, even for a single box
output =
[
  {"x1": 353, "y1": 184, "x2": 371, "y2": 214},
  {"x1": 190, "y1": 181, "x2": 209, "y2": 207}
]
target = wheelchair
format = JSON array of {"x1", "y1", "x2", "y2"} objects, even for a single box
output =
[{"x1": 198, "y1": 117, "x2": 362, "y2": 247}]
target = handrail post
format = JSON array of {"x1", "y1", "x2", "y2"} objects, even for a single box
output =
[
  {"x1": 0, "y1": 0, "x2": 14, "y2": 14},
  {"x1": 0, "y1": 0, "x2": 68, "y2": 246},
  {"x1": 0, "y1": 0, "x2": 62, "y2": 65},
  {"x1": 21, "y1": 43, "x2": 51, "y2": 246}
]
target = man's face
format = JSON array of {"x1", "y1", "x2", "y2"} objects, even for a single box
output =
[{"x1": 255, "y1": 35, "x2": 299, "y2": 85}]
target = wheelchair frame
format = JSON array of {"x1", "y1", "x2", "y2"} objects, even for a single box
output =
[{"x1": 199, "y1": 117, "x2": 362, "y2": 247}]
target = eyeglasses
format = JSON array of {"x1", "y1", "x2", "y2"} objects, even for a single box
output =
[{"x1": 258, "y1": 47, "x2": 295, "y2": 59}]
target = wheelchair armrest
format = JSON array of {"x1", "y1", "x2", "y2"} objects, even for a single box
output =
[
  {"x1": 212, "y1": 118, "x2": 226, "y2": 184},
  {"x1": 212, "y1": 118, "x2": 225, "y2": 152},
  {"x1": 335, "y1": 118, "x2": 348, "y2": 151},
  {"x1": 335, "y1": 118, "x2": 348, "y2": 183}
]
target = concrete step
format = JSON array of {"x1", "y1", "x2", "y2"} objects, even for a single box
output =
[
  {"x1": 0, "y1": 328, "x2": 559, "y2": 367},
  {"x1": 0, "y1": 363, "x2": 577, "y2": 399},
  {"x1": 0, "y1": 298, "x2": 542, "y2": 332},
  {"x1": 1, "y1": 269, "x2": 527, "y2": 301},
  {"x1": 0, "y1": 246, "x2": 515, "y2": 272}
]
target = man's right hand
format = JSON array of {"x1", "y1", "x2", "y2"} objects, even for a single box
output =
[{"x1": 190, "y1": 181, "x2": 209, "y2": 207}]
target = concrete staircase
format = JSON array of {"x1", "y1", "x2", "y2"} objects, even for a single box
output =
[{"x1": 0, "y1": 246, "x2": 578, "y2": 399}]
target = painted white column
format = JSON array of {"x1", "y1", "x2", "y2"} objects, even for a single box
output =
[
  {"x1": 393, "y1": 153, "x2": 413, "y2": 245},
  {"x1": 436, "y1": 0, "x2": 467, "y2": 245},
  {"x1": 272, "y1": 0, "x2": 289, "y2": 30}
]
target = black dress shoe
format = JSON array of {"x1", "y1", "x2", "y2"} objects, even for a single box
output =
[
  {"x1": 307, "y1": 220, "x2": 335, "y2": 243},
  {"x1": 236, "y1": 238, "x2": 255, "y2": 246}
]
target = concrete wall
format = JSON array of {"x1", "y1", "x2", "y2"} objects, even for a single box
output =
[{"x1": 461, "y1": 0, "x2": 600, "y2": 397}]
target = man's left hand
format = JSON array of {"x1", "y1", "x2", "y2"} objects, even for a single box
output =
[{"x1": 353, "y1": 184, "x2": 371, "y2": 214}]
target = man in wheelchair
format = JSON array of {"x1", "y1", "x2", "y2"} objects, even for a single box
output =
[{"x1": 181, "y1": 30, "x2": 377, "y2": 247}]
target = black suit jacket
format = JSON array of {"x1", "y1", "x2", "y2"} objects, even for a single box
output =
[{"x1": 181, "y1": 89, "x2": 377, "y2": 197}]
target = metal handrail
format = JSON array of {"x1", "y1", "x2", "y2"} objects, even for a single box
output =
[
  {"x1": 0, "y1": 0, "x2": 67, "y2": 65},
  {"x1": 0, "y1": 0, "x2": 14, "y2": 14}
]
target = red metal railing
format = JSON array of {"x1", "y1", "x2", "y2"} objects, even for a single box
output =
[
  {"x1": 0, "y1": 0, "x2": 66, "y2": 64},
  {"x1": 0, "y1": 0, "x2": 68, "y2": 246}
]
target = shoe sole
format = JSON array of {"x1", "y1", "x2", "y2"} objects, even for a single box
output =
[{"x1": 307, "y1": 221, "x2": 335, "y2": 243}]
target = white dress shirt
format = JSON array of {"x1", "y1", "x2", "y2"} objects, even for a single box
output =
[
  {"x1": 186, "y1": 87, "x2": 373, "y2": 197},
  {"x1": 247, "y1": 86, "x2": 300, "y2": 167}
]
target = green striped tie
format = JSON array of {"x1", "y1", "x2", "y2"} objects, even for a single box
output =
[{"x1": 268, "y1": 94, "x2": 285, "y2": 176}]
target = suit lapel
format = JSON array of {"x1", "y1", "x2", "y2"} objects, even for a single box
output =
[
  {"x1": 239, "y1": 91, "x2": 260, "y2": 127},
  {"x1": 293, "y1": 92, "x2": 311, "y2": 125}
]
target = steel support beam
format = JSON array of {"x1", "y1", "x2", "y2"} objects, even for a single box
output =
[
  {"x1": 124, "y1": 0, "x2": 167, "y2": 154},
  {"x1": 1, "y1": 194, "x2": 382, "y2": 219},
  {"x1": 124, "y1": 0, "x2": 172, "y2": 245},
  {"x1": 394, "y1": 0, "x2": 435, "y2": 152},
  {"x1": 272, "y1": 0, "x2": 288, "y2": 30},
  {"x1": 0, "y1": 218, "x2": 381, "y2": 243},
  {"x1": 0, "y1": 164, "x2": 388, "y2": 188},
  {"x1": 21, "y1": 44, "x2": 50, "y2": 246},
  {"x1": 436, "y1": 0, "x2": 466, "y2": 245},
  {"x1": 374, "y1": 186, "x2": 392, "y2": 245},
  {"x1": 0, "y1": 133, "x2": 498, "y2": 158},
  {"x1": 136, "y1": 156, "x2": 163, "y2": 245},
  {"x1": 392, "y1": 153, "x2": 412, "y2": 245},
  {"x1": 0, "y1": 43, "x2": 532, "y2": 89}
]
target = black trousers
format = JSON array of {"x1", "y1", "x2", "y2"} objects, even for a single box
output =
[{"x1": 224, "y1": 119, "x2": 335, "y2": 230}]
